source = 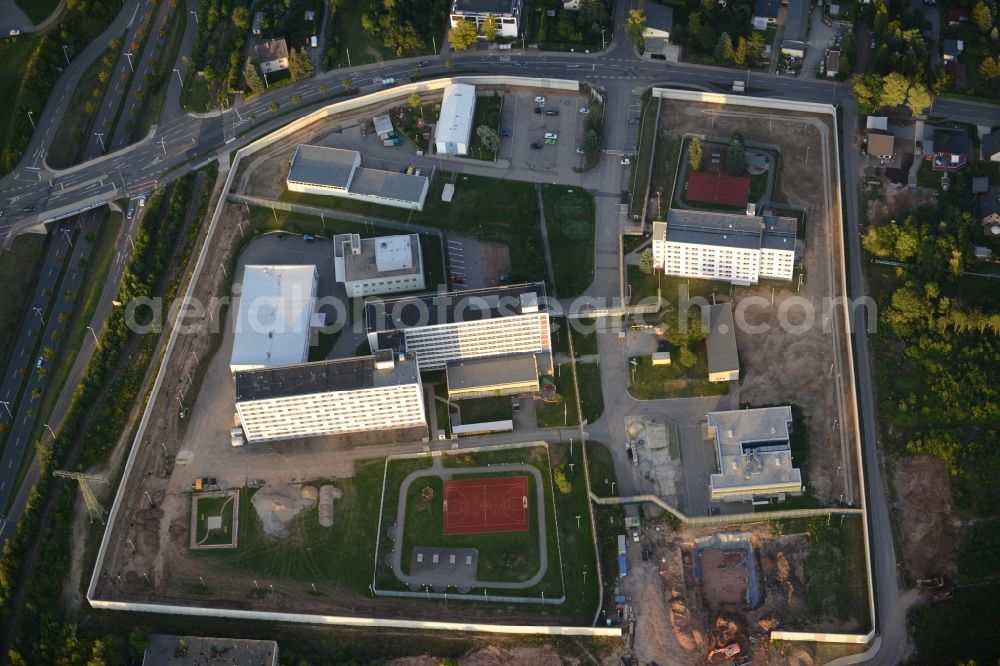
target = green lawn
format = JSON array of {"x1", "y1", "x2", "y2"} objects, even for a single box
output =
[
  {"x1": 586, "y1": 441, "x2": 619, "y2": 497},
  {"x1": 0, "y1": 34, "x2": 40, "y2": 162},
  {"x1": 199, "y1": 460, "x2": 391, "y2": 594},
  {"x1": 194, "y1": 494, "x2": 236, "y2": 546},
  {"x1": 47, "y1": 41, "x2": 117, "y2": 168},
  {"x1": 454, "y1": 396, "x2": 512, "y2": 424},
  {"x1": 15, "y1": 0, "x2": 60, "y2": 25},
  {"x1": 627, "y1": 264, "x2": 663, "y2": 305},
  {"x1": 550, "y1": 316, "x2": 571, "y2": 355},
  {"x1": 574, "y1": 363, "x2": 604, "y2": 425},
  {"x1": 627, "y1": 349, "x2": 729, "y2": 400},
  {"x1": 536, "y1": 365, "x2": 581, "y2": 427},
  {"x1": 909, "y1": 582, "x2": 1000, "y2": 665},
  {"x1": 400, "y1": 472, "x2": 541, "y2": 582},
  {"x1": 467, "y1": 93, "x2": 503, "y2": 161},
  {"x1": 541, "y1": 184, "x2": 596, "y2": 297},
  {"x1": 569, "y1": 317, "x2": 597, "y2": 356}
]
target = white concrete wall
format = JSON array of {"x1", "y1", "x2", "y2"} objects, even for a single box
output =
[{"x1": 287, "y1": 180, "x2": 426, "y2": 211}]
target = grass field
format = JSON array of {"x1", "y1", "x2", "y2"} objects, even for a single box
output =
[
  {"x1": 627, "y1": 349, "x2": 729, "y2": 400},
  {"x1": 194, "y1": 493, "x2": 237, "y2": 547},
  {"x1": 541, "y1": 184, "x2": 596, "y2": 297},
  {"x1": 197, "y1": 460, "x2": 389, "y2": 594},
  {"x1": 455, "y1": 396, "x2": 512, "y2": 424},
  {"x1": 468, "y1": 93, "x2": 503, "y2": 161},
  {"x1": 574, "y1": 363, "x2": 604, "y2": 425},
  {"x1": 0, "y1": 34, "x2": 40, "y2": 161},
  {"x1": 536, "y1": 365, "x2": 581, "y2": 428},
  {"x1": 586, "y1": 441, "x2": 618, "y2": 497},
  {"x1": 400, "y1": 472, "x2": 541, "y2": 582},
  {"x1": 569, "y1": 317, "x2": 597, "y2": 356}
]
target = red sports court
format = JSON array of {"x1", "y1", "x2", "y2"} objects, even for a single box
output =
[
  {"x1": 687, "y1": 171, "x2": 751, "y2": 207},
  {"x1": 443, "y1": 476, "x2": 530, "y2": 535}
]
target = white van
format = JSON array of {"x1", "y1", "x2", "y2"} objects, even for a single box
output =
[{"x1": 310, "y1": 35, "x2": 318, "y2": 48}]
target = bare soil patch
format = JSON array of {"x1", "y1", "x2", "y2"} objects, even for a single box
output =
[
  {"x1": 865, "y1": 184, "x2": 936, "y2": 224},
  {"x1": 478, "y1": 241, "x2": 511, "y2": 287},
  {"x1": 893, "y1": 455, "x2": 959, "y2": 579}
]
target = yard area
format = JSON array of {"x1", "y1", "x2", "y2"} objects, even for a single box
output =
[
  {"x1": 575, "y1": 362, "x2": 604, "y2": 425},
  {"x1": 467, "y1": 93, "x2": 503, "y2": 162},
  {"x1": 453, "y1": 396, "x2": 512, "y2": 424},
  {"x1": 321, "y1": 0, "x2": 445, "y2": 69},
  {"x1": 194, "y1": 493, "x2": 237, "y2": 547},
  {"x1": 536, "y1": 365, "x2": 581, "y2": 428},
  {"x1": 541, "y1": 184, "x2": 596, "y2": 297},
  {"x1": 627, "y1": 348, "x2": 729, "y2": 400},
  {"x1": 182, "y1": 0, "x2": 252, "y2": 112}
]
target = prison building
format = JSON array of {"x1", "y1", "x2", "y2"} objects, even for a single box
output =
[
  {"x1": 364, "y1": 283, "x2": 552, "y2": 372},
  {"x1": 706, "y1": 303, "x2": 740, "y2": 382},
  {"x1": 652, "y1": 209, "x2": 796, "y2": 285},
  {"x1": 333, "y1": 233, "x2": 425, "y2": 297},
  {"x1": 229, "y1": 265, "x2": 321, "y2": 373},
  {"x1": 706, "y1": 406, "x2": 803, "y2": 503},
  {"x1": 446, "y1": 353, "x2": 539, "y2": 399},
  {"x1": 234, "y1": 351, "x2": 426, "y2": 443},
  {"x1": 433, "y1": 83, "x2": 475, "y2": 156}
]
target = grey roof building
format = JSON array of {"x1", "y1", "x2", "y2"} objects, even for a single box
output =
[
  {"x1": 753, "y1": 0, "x2": 780, "y2": 21},
  {"x1": 981, "y1": 130, "x2": 1000, "y2": 161},
  {"x1": 446, "y1": 353, "x2": 539, "y2": 399},
  {"x1": 784, "y1": 0, "x2": 811, "y2": 41},
  {"x1": 659, "y1": 209, "x2": 796, "y2": 252},
  {"x1": 287, "y1": 145, "x2": 359, "y2": 190},
  {"x1": 142, "y1": 634, "x2": 278, "y2": 666},
  {"x1": 706, "y1": 304, "x2": 739, "y2": 382}
]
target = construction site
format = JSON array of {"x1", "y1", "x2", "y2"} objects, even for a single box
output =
[{"x1": 618, "y1": 517, "x2": 869, "y2": 665}]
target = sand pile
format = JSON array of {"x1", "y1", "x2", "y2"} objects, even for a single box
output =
[
  {"x1": 318, "y1": 485, "x2": 342, "y2": 527},
  {"x1": 251, "y1": 484, "x2": 315, "y2": 536}
]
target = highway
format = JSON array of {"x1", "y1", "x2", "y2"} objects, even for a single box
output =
[{"x1": 0, "y1": 2, "x2": 997, "y2": 661}]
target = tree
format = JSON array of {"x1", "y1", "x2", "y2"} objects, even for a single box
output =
[
  {"x1": 288, "y1": 47, "x2": 315, "y2": 80},
  {"x1": 880, "y1": 72, "x2": 910, "y2": 108},
  {"x1": 408, "y1": 92, "x2": 421, "y2": 109},
  {"x1": 731, "y1": 36, "x2": 748, "y2": 65},
  {"x1": 583, "y1": 128, "x2": 601, "y2": 155},
  {"x1": 268, "y1": 101, "x2": 279, "y2": 112},
  {"x1": 973, "y1": 0, "x2": 994, "y2": 33},
  {"x1": 341, "y1": 77, "x2": 353, "y2": 89},
  {"x1": 109, "y1": 37, "x2": 122, "y2": 50},
  {"x1": 291, "y1": 94, "x2": 302, "y2": 104},
  {"x1": 980, "y1": 56, "x2": 1000, "y2": 81},
  {"x1": 558, "y1": 10, "x2": 577, "y2": 41},
  {"x1": 232, "y1": 6, "x2": 250, "y2": 31},
  {"x1": 678, "y1": 346, "x2": 697, "y2": 369},
  {"x1": 746, "y1": 31, "x2": 766, "y2": 64},
  {"x1": 482, "y1": 13, "x2": 498, "y2": 41},
  {"x1": 639, "y1": 248, "x2": 655, "y2": 274},
  {"x1": 726, "y1": 132, "x2": 745, "y2": 176},
  {"x1": 933, "y1": 67, "x2": 952, "y2": 94},
  {"x1": 625, "y1": 9, "x2": 646, "y2": 45},
  {"x1": 905, "y1": 81, "x2": 931, "y2": 116},
  {"x1": 689, "y1": 136, "x2": 703, "y2": 171},
  {"x1": 852, "y1": 73, "x2": 884, "y2": 114},
  {"x1": 449, "y1": 19, "x2": 479, "y2": 50},
  {"x1": 475, "y1": 125, "x2": 499, "y2": 155},
  {"x1": 553, "y1": 464, "x2": 573, "y2": 494},
  {"x1": 243, "y1": 58, "x2": 264, "y2": 94},
  {"x1": 715, "y1": 32, "x2": 734, "y2": 62}
]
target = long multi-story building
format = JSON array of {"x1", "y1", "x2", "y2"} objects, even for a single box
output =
[
  {"x1": 450, "y1": 0, "x2": 523, "y2": 39},
  {"x1": 364, "y1": 283, "x2": 552, "y2": 372},
  {"x1": 234, "y1": 351, "x2": 426, "y2": 443},
  {"x1": 652, "y1": 209, "x2": 796, "y2": 285}
]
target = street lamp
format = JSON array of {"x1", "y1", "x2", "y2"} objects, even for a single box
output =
[
  {"x1": 94, "y1": 132, "x2": 106, "y2": 152},
  {"x1": 601, "y1": 29, "x2": 607, "y2": 51},
  {"x1": 0, "y1": 400, "x2": 12, "y2": 420},
  {"x1": 189, "y1": 10, "x2": 198, "y2": 23},
  {"x1": 43, "y1": 424, "x2": 55, "y2": 438},
  {"x1": 124, "y1": 52, "x2": 134, "y2": 73},
  {"x1": 26, "y1": 110, "x2": 34, "y2": 129},
  {"x1": 61, "y1": 45, "x2": 70, "y2": 64},
  {"x1": 173, "y1": 68, "x2": 183, "y2": 86}
]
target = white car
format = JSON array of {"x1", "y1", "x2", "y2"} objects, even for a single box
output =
[
  {"x1": 534, "y1": 95, "x2": 546, "y2": 104},
  {"x1": 621, "y1": 157, "x2": 631, "y2": 166},
  {"x1": 9, "y1": 29, "x2": 20, "y2": 36},
  {"x1": 575, "y1": 146, "x2": 585, "y2": 154},
  {"x1": 544, "y1": 132, "x2": 558, "y2": 140},
  {"x1": 138, "y1": 195, "x2": 147, "y2": 208},
  {"x1": 579, "y1": 106, "x2": 590, "y2": 114}
]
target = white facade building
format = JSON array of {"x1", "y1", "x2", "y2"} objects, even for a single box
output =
[
  {"x1": 334, "y1": 233, "x2": 426, "y2": 297},
  {"x1": 707, "y1": 406, "x2": 803, "y2": 502},
  {"x1": 254, "y1": 38, "x2": 289, "y2": 74},
  {"x1": 434, "y1": 83, "x2": 476, "y2": 156},
  {"x1": 652, "y1": 209, "x2": 796, "y2": 285},
  {"x1": 450, "y1": 0, "x2": 522, "y2": 38},
  {"x1": 286, "y1": 145, "x2": 429, "y2": 211},
  {"x1": 230, "y1": 265, "x2": 320, "y2": 373},
  {"x1": 365, "y1": 283, "x2": 553, "y2": 372},
  {"x1": 234, "y1": 351, "x2": 426, "y2": 443}
]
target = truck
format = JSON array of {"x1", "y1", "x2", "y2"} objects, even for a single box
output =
[
  {"x1": 618, "y1": 534, "x2": 629, "y2": 577},
  {"x1": 383, "y1": 137, "x2": 403, "y2": 147},
  {"x1": 229, "y1": 427, "x2": 245, "y2": 447}
]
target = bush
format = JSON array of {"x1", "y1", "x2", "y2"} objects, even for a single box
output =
[{"x1": 553, "y1": 464, "x2": 573, "y2": 494}]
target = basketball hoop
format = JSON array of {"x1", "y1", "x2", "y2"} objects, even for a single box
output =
[{"x1": 421, "y1": 486, "x2": 434, "y2": 500}]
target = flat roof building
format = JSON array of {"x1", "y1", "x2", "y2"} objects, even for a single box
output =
[
  {"x1": 706, "y1": 304, "x2": 739, "y2": 383},
  {"x1": 373, "y1": 113, "x2": 395, "y2": 138},
  {"x1": 230, "y1": 265, "x2": 319, "y2": 373},
  {"x1": 707, "y1": 406, "x2": 803, "y2": 503},
  {"x1": 446, "y1": 353, "x2": 539, "y2": 399},
  {"x1": 142, "y1": 634, "x2": 278, "y2": 666},
  {"x1": 867, "y1": 132, "x2": 895, "y2": 159},
  {"x1": 450, "y1": 0, "x2": 523, "y2": 38},
  {"x1": 434, "y1": 83, "x2": 476, "y2": 156},
  {"x1": 287, "y1": 145, "x2": 429, "y2": 210},
  {"x1": 365, "y1": 283, "x2": 553, "y2": 372},
  {"x1": 235, "y1": 351, "x2": 426, "y2": 443},
  {"x1": 652, "y1": 209, "x2": 796, "y2": 285},
  {"x1": 334, "y1": 233, "x2": 425, "y2": 297}
]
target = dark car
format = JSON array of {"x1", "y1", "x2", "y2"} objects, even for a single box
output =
[
  {"x1": 21, "y1": 206, "x2": 36, "y2": 213},
  {"x1": 450, "y1": 275, "x2": 465, "y2": 284},
  {"x1": 302, "y1": 234, "x2": 315, "y2": 242},
  {"x1": 419, "y1": 60, "x2": 430, "y2": 67},
  {"x1": 545, "y1": 109, "x2": 559, "y2": 116},
  {"x1": 533, "y1": 106, "x2": 543, "y2": 114},
  {"x1": 620, "y1": 190, "x2": 631, "y2": 204},
  {"x1": 530, "y1": 142, "x2": 543, "y2": 149},
  {"x1": 500, "y1": 129, "x2": 512, "y2": 137},
  {"x1": 657, "y1": 340, "x2": 668, "y2": 353}
]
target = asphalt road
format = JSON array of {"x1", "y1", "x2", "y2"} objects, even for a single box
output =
[{"x1": 0, "y1": 4, "x2": 996, "y2": 660}]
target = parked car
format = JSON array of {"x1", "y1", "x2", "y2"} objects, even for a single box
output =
[
  {"x1": 545, "y1": 109, "x2": 559, "y2": 116},
  {"x1": 530, "y1": 142, "x2": 543, "y2": 149},
  {"x1": 302, "y1": 235, "x2": 315, "y2": 242},
  {"x1": 579, "y1": 106, "x2": 590, "y2": 114},
  {"x1": 138, "y1": 195, "x2": 146, "y2": 208},
  {"x1": 544, "y1": 132, "x2": 558, "y2": 140},
  {"x1": 621, "y1": 157, "x2": 631, "y2": 166},
  {"x1": 35, "y1": 357, "x2": 43, "y2": 369},
  {"x1": 657, "y1": 340, "x2": 668, "y2": 352},
  {"x1": 534, "y1": 95, "x2": 546, "y2": 104},
  {"x1": 575, "y1": 146, "x2": 585, "y2": 154},
  {"x1": 500, "y1": 129, "x2": 513, "y2": 137},
  {"x1": 870, "y1": 38, "x2": 876, "y2": 48},
  {"x1": 419, "y1": 60, "x2": 430, "y2": 67},
  {"x1": 450, "y1": 275, "x2": 465, "y2": 284},
  {"x1": 9, "y1": 29, "x2": 20, "y2": 36},
  {"x1": 533, "y1": 106, "x2": 543, "y2": 114},
  {"x1": 628, "y1": 117, "x2": 640, "y2": 125},
  {"x1": 126, "y1": 205, "x2": 135, "y2": 220}
]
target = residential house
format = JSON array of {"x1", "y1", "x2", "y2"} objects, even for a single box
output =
[
  {"x1": 973, "y1": 177, "x2": 990, "y2": 194},
  {"x1": 943, "y1": 39, "x2": 964, "y2": 62},
  {"x1": 867, "y1": 132, "x2": 895, "y2": 160},
  {"x1": 930, "y1": 128, "x2": 969, "y2": 171},
  {"x1": 254, "y1": 38, "x2": 289, "y2": 74},
  {"x1": 981, "y1": 130, "x2": 1000, "y2": 162},
  {"x1": 642, "y1": 2, "x2": 674, "y2": 60},
  {"x1": 976, "y1": 186, "x2": 1000, "y2": 235},
  {"x1": 947, "y1": 7, "x2": 969, "y2": 27},
  {"x1": 753, "y1": 0, "x2": 780, "y2": 29},
  {"x1": 450, "y1": 0, "x2": 523, "y2": 39}
]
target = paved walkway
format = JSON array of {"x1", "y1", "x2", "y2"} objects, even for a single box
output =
[{"x1": 389, "y1": 458, "x2": 549, "y2": 591}]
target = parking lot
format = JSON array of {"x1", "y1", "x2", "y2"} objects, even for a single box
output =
[{"x1": 500, "y1": 89, "x2": 589, "y2": 175}]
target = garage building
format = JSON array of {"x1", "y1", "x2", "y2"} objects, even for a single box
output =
[{"x1": 434, "y1": 83, "x2": 476, "y2": 156}]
